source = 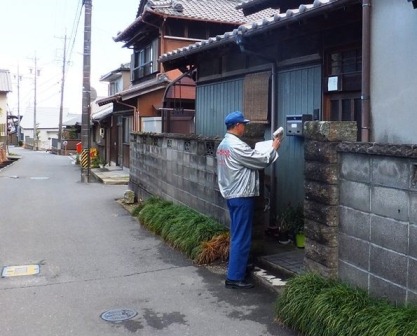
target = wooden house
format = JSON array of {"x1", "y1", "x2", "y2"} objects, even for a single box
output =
[
  {"x1": 160, "y1": 0, "x2": 364, "y2": 213},
  {"x1": 97, "y1": 0, "x2": 279, "y2": 138},
  {"x1": 94, "y1": 63, "x2": 131, "y2": 167}
]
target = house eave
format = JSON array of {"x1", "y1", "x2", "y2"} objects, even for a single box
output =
[{"x1": 160, "y1": 0, "x2": 356, "y2": 68}]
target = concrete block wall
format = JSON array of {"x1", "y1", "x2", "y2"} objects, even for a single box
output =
[
  {"x1": 338, "y1": 142, "x2": 417, "y2": 305},
  {"x1": 130, "y1": 133, "x2": 229, "y2": 225},
  {"x1": 129, "y1": 127, "x2": 269, "y2": 255}
]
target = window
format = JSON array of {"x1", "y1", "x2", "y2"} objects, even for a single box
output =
[
  {"x1": 109, "y1": 81, "x2": 120, "y2": 96},
  {"x1": 131, "y1": 40, "x2": 159, "y2": 82},
  {"x1": 123, "y1": 117, "x2": 132, "y2": 144},
  {"x1": 328, "y1": 48, "x2": 361, "y2": 76},
  {"x1": 324, "y1": 46, "x2": 362, "y2": 140}
]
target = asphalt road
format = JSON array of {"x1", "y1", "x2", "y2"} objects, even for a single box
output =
[{"x1": 0, "y1": 147, "x2": 296, "y2": 336}]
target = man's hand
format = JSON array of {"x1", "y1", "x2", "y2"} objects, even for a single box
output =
[{"x1": 272, "y1": 137, "x2": 281, "y2": 151}]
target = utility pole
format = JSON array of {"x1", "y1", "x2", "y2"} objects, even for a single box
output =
[
  {"x1": 58, "y1": 35, "x2": 67, "y2": 155},
  {"x1": 30, "y1": 54, "x2": 40, "y2": 151},
  {"x1": 81, "y1": 0, "x2": 92, "y2": 182},
  {"x1": 14, "y1": 67, "x2": 22, "y2": 143}
]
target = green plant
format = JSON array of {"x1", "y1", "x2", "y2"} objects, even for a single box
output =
[
  {"x1": 136, "y1": 197, "x2": 228, "y2": 263},
  {"x1": 275, "y1": 203, "x2": 304, "y2": 234},
  {"x1": 276, "y1": 273, "x2": 417, "y2": 336},
  {"x1": 91, "y1": 156, "x2": 100, "y2": 168}
]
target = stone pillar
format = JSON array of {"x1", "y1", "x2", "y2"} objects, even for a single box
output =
[{"x1": 303, "y1": 121, "x2": 357, "y2": 278}]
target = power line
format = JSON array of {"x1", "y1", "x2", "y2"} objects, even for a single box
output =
[{"x1": 67, "y1": 0, "x2": 84, "y2": 72}]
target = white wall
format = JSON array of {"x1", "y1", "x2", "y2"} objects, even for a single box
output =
[
  {"x1": 22, "y1": 128, "x2": 58, "y2": 150},
  {"x1": 0, "y1": 94, "x2": 7, "y2": 141},
  {"x1": 371, "y1": 0, "x2": 417, "y2": 144}
]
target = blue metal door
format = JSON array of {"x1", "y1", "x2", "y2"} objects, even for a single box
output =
[{"x1": 272, "y1": 65, "x2": 321, "y2": 212}]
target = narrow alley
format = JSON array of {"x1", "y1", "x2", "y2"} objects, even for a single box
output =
[{"x1": 0, "y1": 147, "x2": 296, "y2": 336}]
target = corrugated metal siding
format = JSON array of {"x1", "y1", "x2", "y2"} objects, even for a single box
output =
[
  {"x1": 273, "y1": 65, "x2": 321, "y2": 212},
  {"x1": 196, "y1": 78, "x2": 243, "y2": 137}
]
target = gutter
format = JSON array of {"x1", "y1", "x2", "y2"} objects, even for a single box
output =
[
  {"x1": 234, "y1": 33, "x2": 278, "y2": 226},
  {"x1": 361, "y1": 0, "x2": 371, "y2": 142}
]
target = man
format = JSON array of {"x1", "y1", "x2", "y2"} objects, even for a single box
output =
[{"x1": 216, "y1": 111, "x2": 281, "y2": 289}]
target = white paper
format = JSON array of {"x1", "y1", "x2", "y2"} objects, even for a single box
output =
[
  {"x1": 328, "y1": 76, "x2": 338, "y2": 91},
  {"x1": 255, "y1": 140, "x2": 273, "y2": 153},
  {"x1": 255, "y1": 140, "x2": 279, "y2": 163}
]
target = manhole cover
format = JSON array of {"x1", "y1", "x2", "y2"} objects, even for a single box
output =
[
  {"x1": 100, "y1": 309, "x2": 137, "y2": 322},
  {"x1": 2, "y1": 265, "x2": 40, "y2": 277}
]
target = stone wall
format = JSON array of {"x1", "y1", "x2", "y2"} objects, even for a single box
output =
[
  {"x1": 303, "y1": 121, "x2": 357, "y2": 278},
  {"x1": 338, "y1": 142, "x2": 417, "y2": 305}
]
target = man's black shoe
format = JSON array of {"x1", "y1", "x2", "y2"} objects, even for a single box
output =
[{"x1": 225, "y1": 279, "x2": 254, "y2": 289}]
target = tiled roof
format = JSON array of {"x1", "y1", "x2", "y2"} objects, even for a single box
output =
[
  {"x1": 100, "y1": 63, "x2": 130, "y2": 82},
  {"x1": 62, "y1": 113, "x2": 82, "y2": 126},
  {"x1": 145, "y1": 0, "x2": 278, "y2": 23},
  {"x1": 91, "y1": 105, "x2": 113, "y2": 122},
  {"x1": 96, "y1": 74, "x2": 171, "y2": 106},
  {"x1": 0, "y1": 69, "x2": 12, "y2": 93},
  {"x1": 237, "y1": 0, "x2": 305, "y2": 15},
  {"x1": 237, "y1": 0, "x2": 270, "y2": 8},
  {"x1": 114, "y1": 0, "x2": 279, "y2": 42},
  {"x1": 160, "y1": 0, "x2": 352, "y2": 63}
]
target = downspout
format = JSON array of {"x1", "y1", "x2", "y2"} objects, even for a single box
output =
[
  {"x1": 117, "y1": 100, "x2": 138, "y2": 131},
  {"x1": 234, "y1": 33, "x2": 278, "y2": 225},
  {"x1": 361, "y1": 0, "x2": 371, "y2": 142}
]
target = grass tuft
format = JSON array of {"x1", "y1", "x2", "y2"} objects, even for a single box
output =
[
  {"x1": 135, "y1": 197, "x2": 228, "y2": 263},
  {"x1": 275, "y1": 273, "x2": 417, "y2": 336},
  {"x1": 195, "y1": 232, "x2": 230, "y2": 265}
]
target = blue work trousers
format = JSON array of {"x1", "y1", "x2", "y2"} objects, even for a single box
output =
[{"x1": 226, "y1": 197, "x2": 255, "y2": 281}]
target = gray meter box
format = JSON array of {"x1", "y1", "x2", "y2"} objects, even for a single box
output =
[{"x1": 285, "y1": 114, "x2": 312, "y2": 136}]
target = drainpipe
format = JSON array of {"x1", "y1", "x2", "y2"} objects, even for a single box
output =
[
  {"x1": 117, "y1": 100, "x2": 138, "y2": 131},
  {"x1": 235, "y1": 33, "x2": 278, "y2": 225},
  {"x1": 361, "y1": 0, "x2": 371, "y2": 142}
]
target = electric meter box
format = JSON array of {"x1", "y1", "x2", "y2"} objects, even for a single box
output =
[{"x1": 285, "y1": 114, "x2": 312, "y2": 136}]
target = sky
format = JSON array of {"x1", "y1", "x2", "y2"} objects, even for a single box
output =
[{"x1": 0, "y1": 0, "x2": 139, "y2": 117}]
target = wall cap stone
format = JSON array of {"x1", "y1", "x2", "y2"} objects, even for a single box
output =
[
  {"x1": 338, "y1": 142, "x2": 417, "y2": 159},
  {"x1": 131, "y1": 132, "x2": 222, "y2": 141},
  {"x1": 304, "y1": 121, "x2": 357, "y2": 142}
]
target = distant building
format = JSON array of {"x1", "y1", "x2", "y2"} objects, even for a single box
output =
[
  {"x1": 20, "y1": 107, "x2": 69, "y2": 150},
  {"x1": 0, "y1": 69, "x2": 12, "y2": 144}
]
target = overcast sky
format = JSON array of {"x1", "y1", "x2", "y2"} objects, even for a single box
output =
[{"x1": 0, "y1": 0, "x2": 139, "y2": 116}]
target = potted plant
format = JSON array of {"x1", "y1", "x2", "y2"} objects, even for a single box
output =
[
  {"x1": 98, "y1": 157, "x2": 106, "y2": 169},
  {"x1": 275, "y1": 206, "x2": 293, "y2": 245},
  {"x1": 291, "y1": 204, "x2": 305, "y2": 248},
  {"x1": 275, "y1": 203, "x2": 305, "y2": 247}
]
